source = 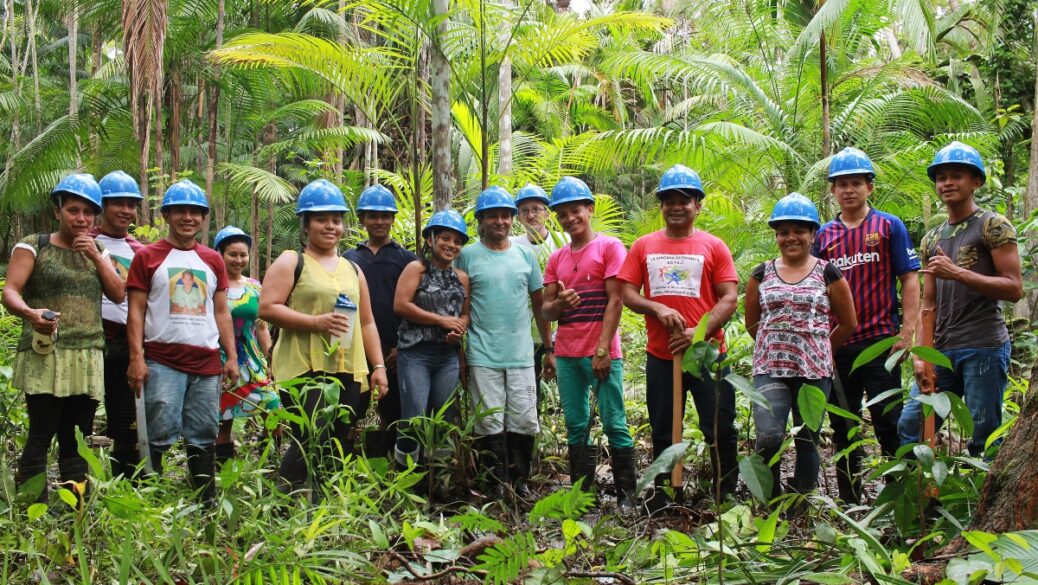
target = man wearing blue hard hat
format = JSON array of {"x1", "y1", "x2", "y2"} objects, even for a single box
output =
[
  {"x1": 344, "y1": 183, "x2": 417, "y2": 457},
  {"x1": 125, "y1": 179, "x2": 240, "y2": 503},
  {"x1": 91, "y1": 171, "x2": 148, "y2": 479},
  {"x1": 897, "y1": 142, "x2": 1023, "y2": 457},
  {"x1": 456, "y1": 185, "x2": 554, "y2": 500},
  {"x1": 811, "y1": 147, "x2": 920, "y2": 504},
  {"x1": 619, "y1": 164, "x2": 740, "y2": 512},
  {"x1": 509, "y1": 182, "x2": 564, "y2": 396}
]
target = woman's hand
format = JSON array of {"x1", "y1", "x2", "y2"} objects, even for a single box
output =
[
  {"x1": 438, "y1": 315, "x2": 466, "y2": 334},
  {"x1": 72, "y1": 234, "x2": 102, "y2": 263},
  {"x1": 311, "y1": 312, "x2": 350, "y2": 337},
  {"x1": 371, "y1": 367, "x2": 389, "y2": 400},
  {"x1": 27, "y1": 308, "x2": 60, "y2": 335}
]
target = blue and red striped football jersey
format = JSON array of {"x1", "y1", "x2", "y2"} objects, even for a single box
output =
[{"x1": 812, "y1": 208, "x2": 920, "y2": 344}]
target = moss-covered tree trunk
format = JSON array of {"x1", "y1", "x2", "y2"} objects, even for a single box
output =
[{"x1": 910, "y1": 362, "x2": 1038, "y2": 583}]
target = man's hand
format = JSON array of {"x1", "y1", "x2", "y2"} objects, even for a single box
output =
[
  {"x1": 223, "y1": 360, "x2": 240, "y2": 390},
  {"x1": 128, "y1": 355, "x2": 149, "y2": 397},
  {"x1": 667, "y1": 328, "x2": 694, "y2": 354},
  {"x1": 591, "y1": 352, "x2": 610, "y2": 380},
  {"x1": 542, "y1": 352, "x2": 557, "y2": 381},
  {"x1": 371, "y1": 367, "x2": 390, "y2": 400},
  {"x1": 385, "y1": 348, "x2": 398, "y2": 374},
  {"x1": 556, "y1": 281, "x2": 581, "y2": 311},
  {"x1": 920, "y1": 247, "x2": 962, "y2": 281},
  {"x1": 654, "y1": 305, "x2": 686, "y2": 334},
  {"x1": 892, "y1": 328, "x2": 914, "y2": 358},
  {"x1": 912, "y1": 356, "x2": 936, "y2": 395}
]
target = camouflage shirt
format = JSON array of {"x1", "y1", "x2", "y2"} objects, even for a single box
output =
[{"x1": 920, "y1": 209, "x2": 1016, "y2": 350}]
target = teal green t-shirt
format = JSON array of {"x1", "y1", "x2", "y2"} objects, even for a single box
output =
[{"x1": 456, "y1": 241, "x2": 543, "y2": 368}]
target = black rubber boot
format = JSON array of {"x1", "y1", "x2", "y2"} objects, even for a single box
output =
[
  {"x1": 581, "y1": 444, "x2": 600, "y2": 492},
  {"x1": 711, "y1": 442, "x2": 739, "y2": 501},
  {"x1": 186, "y1": 444, "x2": 216, "y2": 505},
  {"x1": 507, "y1": 432, "x2": 535, "y2": 499},
  {"x1": 58, "y1": 457, "x2": 90, "y2": 508},
  {"x1": 15, "y1": 457, "x2": 48, "y2": 504},
  {"x1": 110, "y1": 447, "x2": 140, "y2": 480},
  {"x1": 476, "y1": 434, "x2": 509, "y2": 500},
  {"x1": 610, "y1": 447, "x2": 638, "y2": 512},
  {"x1": 149, "y1": 448, "x2": 165, "y2": 477},
  {"x1": 214, "y1": 443, "x2": 236, "y2": 466},
  {"x1": 568, "y1": 444, "x2": 592, "y2": 491}
]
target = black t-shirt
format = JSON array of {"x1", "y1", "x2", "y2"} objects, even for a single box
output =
[{"x1": 344, "y1": 241, "x2": 418, "y2": 349}]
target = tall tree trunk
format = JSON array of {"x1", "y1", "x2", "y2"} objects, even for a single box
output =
[
  {"x1": 909, "y1": 361, "x2": 1038, "y2": 585},
  {"x1": 170, "y1": 69, "x2": 182, "y2": 179},
  {"x1": 90, "y1": 27, "x2": 101, "y2": 155},
  {"x1": 496, "y1": 2, "x2": 513, "y2": 177},
  {"x1": 67, "y1": 6, "x2": 81, "y2": 165},
  {"x1": 265, "y1": 200, "x2": 274, "y2": 271},
  {"x1": 26, "y1": 0, "x2": 39, "y2": 126},
  {"x1": 5, "y1": 0, "x2": 20, "y2": 171},
  {"x1": 255, "y1": 122, "x2": 275, "y2": 277},
  {"x1": 205, "y1": 0, "x2": 224, "y2": 241},
  {"x1": 819, "y1": 31, "x2": 830, "y2": 158},
  {"x1": 430, "y1": 0, "x2": 452, "y2": 210}
]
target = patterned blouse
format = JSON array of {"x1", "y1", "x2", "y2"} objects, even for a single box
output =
[
  {"x1": 397, "y1": 264, "x2": 466, "y2": 349},
  {"x1": 751, "y1": 259, "x2": 842, "y2": 379}
]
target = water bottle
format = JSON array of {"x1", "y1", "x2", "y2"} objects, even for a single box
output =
[
  {"x1": 332, "y1": 293, "x2": 357, "y2": 352},
  {"x1": 31, "y1": 310, "x2": 59, "y2": 355}
]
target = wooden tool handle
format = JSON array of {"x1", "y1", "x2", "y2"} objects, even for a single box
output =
[{"x1": 671, "y1": 352, "x2": 683, "y2": 488}]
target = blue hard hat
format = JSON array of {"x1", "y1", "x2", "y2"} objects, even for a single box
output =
[
  {"x1": 828, "y1": 147, "x2": 875, "y2": 181},
  {"x1": 656, "y1": 164, "x2": 705, "y2": 199},
  {"x1": 356, "y1": 184, "x2": 397, "y2": 213},
  {"x1": 213, "y1": 226, "x2": 252, "y2": 251},
  {"x1": 161, "y1": 179, "x2": 209, "y2": 212},
  {"x1": 51, "y1": 173, "x2": 103, "y2": 211},
  {"x1": 927, "y1": 141, "x2": 986, "y2": 184},
  {"x1": 99, "y1": 170, "x2": 144, "y2": 201},
  {"x1": 514, "y1": 183, "x2": 550, "y2": 207},
  {"x1": 422, "y1": 209, "x2": 470, "y2": 244},
  {"x1": 474, "y1": 185, "x2": 517, "y2": 216},
  {"x1": 549, "y1": 177, "x2": 595, "y2": 209},
  {"x1": 296, "y1": 179, "x2": 350, "y2": 216},
  {"x1": 769, "y1": 192, "x2": 820, "y2": 229}
]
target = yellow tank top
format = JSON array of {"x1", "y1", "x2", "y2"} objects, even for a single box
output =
[{"x1": 272, "y1": 252, "x2": 370, "y2": 391}]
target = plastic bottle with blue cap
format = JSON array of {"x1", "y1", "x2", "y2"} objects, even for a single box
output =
[{"x1": 333, "y1": 293, "x2": 358, "y2": 353}]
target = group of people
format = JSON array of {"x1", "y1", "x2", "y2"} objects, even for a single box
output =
[{"x1": 4, "y1": 139, "x2": 1022, "y2": 515}]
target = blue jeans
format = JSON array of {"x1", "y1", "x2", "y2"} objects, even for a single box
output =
[
  {"x1": 143, "y1": 359, "x2": 220, "y2": 450},
  {"x1": 395, "y1": 343, "x2": 460, "y2": 455},
  {"x1": 897, "y1": 342, "x2": 1010, "y2": 457},
  {"x1": 753, "y1": 375, "x2": 832, "y2": 497},
  {"x1": 556, "y1": 357, "x2": 632, "y2": 448}
]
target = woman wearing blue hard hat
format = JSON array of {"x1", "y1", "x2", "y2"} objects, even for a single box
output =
[
  {"x1": 212, "y1": 226, "x2": 280, "y2": 463},
  {"x1": 391, "y1": 210, "x2": 471, "y2": 491},
  {"x1": 3, "y1": 173, "x2": 126, "y2": 503},
  {"x1": 744, "y1": 192, "x2": 857, "y2": 502},
  {"x1": 259, "y1": 179, "x2": 389, "y2": 494}
]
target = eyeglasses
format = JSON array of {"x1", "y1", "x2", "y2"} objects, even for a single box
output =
[{"x1": 519, "y1": 206, "x2": 547, "y2": 216}]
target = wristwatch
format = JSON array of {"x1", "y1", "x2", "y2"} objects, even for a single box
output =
[{"x1": 595, "y1": 347, "x2": 608, "y2": 358}]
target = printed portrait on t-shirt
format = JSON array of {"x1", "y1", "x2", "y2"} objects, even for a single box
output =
[
  {"x1": 169, "y1": 268, "x2": 208, "y2": 316},
  {"x1": 110, "y1": 255, "x2": 131, "y2": 281},
  {"x1": 647, "y1": 253, "x2": 704, "y2": 297}
]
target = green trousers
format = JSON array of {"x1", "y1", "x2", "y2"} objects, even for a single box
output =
[{"x1": 556, "y1": 357, "x2": 633, "y2": 448}]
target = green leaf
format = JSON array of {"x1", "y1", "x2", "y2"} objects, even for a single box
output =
[
  {"x1": 725, "y1": 373, "x2": 771, "y2": 412},
  {"x1": 27, "y1": 503, "x2": 48, "y2": 521},
  {"x1": 75, "y1": 427, "x2": 105, "y2": 481},
  {"x1": 947, "y1": 393, "x2": 974, "y2": 437},
  {"x1": 962, "y1": 531, "x2": 999, "y2": 559},
  {"x1": 369, "y1": 519, "x2": 389, "y2": 549},
  {"x1": 754, "y1": 508, "x2": 781, "y2": 552},
  {"x1": 932, "y1": 461, "x2": 948, "y2": 486},
  {"x1": 913, "y1": 444, "x2": 935, "y2": 469},
  {"x1": 799, "y1": 572, "x2": 856, "y2": 584},
  {"x1": 863, "y1": 388, "x2": 904, "y2": 410},
  {"x1": 850, "y1": 336, "x2": 899, "y2": 374},
  {"x1": 825, "y1": 402, "x2": 862, "y2": 424},
  {"x1": 692, "y1": 311, "x2": 711, "y2": 343},
  {"x1": 474, "y1": 532, "x2": 537, "y2": 585},
  {"x1": 884, "y1": 349, "x2": 906, "y2": 373},
  {"x1": 57, "y1": 488, "x2": 78, "y2": 509},
  {"x1": 635, "y1": 442, "x2": 689, "y2": 496},
  {"x1": 911, "y1": 346, "x2": 952, "y2": 370},
  {"x1": 914, "y1": 392, "x2": 952, "y2": 419},
  {"x1": 797, "y1": 384, "x2": 827, "y2": 432},
  {"x1": 738, "y1": 453, "x2": 773, "y2": 503}
]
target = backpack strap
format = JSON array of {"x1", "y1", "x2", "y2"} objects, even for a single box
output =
[
  {"x1": 287, "y1": 248, "x2": 305, "y2": 300},
  {"x1": 37, "y1": 232, "x2": 50, "y2": 251}
]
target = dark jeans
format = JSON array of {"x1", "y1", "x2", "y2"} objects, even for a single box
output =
[
  {"x1": 645, "y1": 353, "x2": 737, "y2": 485},
  {"x1": 753, "y1": 375, "x2": 831, "y2": 497},
  {"x1": 21, "y1": 394, "x2": 97, "y2": 466},
  {"x1": 278, "y1": 372, "x2": 366, "y2": 488},
  {"x1": 831, "y1": 341, "x2": 903, "y2": 502},
  {"x1": 103, "y1": 339, "x2": 137, "y2": 446}
]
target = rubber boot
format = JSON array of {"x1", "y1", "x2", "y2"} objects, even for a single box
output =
[
  {"x1": 214, "y1": 443, "x2": 236, "y2": 466},
  {"x1": 429, "y1": 446, "x2": 454, "y2": 502},
  {"x1": 610, "y1": 447, "x2": 638, "y2": 513},
  {"x1": 110, "y1": 447, "x2": 140, "y2": 480},
  {"x1": 581, "y1": 444, "x2": 601, "y2": 493},
  {"x1": 711, "y1": 442, "x2": 739, "y2": 501},
  {"x1": 58, "y1": 457, "x2": 90, "y2": 508},
  {"x1": 149, "y1": 448, "x2": 165, "y2": 477},
  {"x1": 476, "y1": 434, "x2": 509, "y2": 500},
  {"x1": 568, "y1": 444, "x2": 592, "y2": 491},
  {"x1": 506, "y1": 432, "x2": 534, "y2": 499},
  {"x1": 15, "y1": 457, "x2": 48, "y2": 504},
  {"x1": 186, "y1": 444, "x2": 216, "y2": 505}
]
